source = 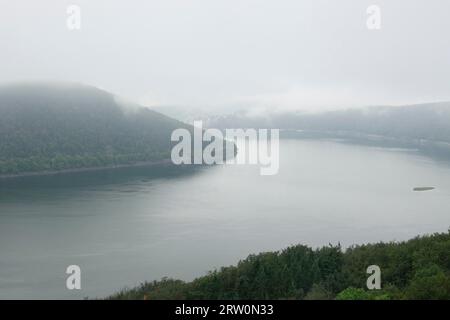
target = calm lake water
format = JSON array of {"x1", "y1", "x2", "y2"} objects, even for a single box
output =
[{"x1": 1, "y1": 139, "x2": 450, "y2": 299}]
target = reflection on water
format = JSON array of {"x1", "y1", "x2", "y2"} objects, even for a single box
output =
[
  {"x1": 0, "y1": 163, "x2": 202, "y2": 200},
  {"x1": 1, "y1": 139, "x2": 450, "y2": 299}
]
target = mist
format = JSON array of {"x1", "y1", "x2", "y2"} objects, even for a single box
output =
[{"x1": 1, "y1": 0, "x2": 450, "y2": 112}]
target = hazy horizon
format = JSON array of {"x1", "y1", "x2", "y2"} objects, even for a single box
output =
[{"x1": 1, "y1": 0, "x2": 450, "y2": 113}]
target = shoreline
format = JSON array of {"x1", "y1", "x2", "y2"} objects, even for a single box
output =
[{"x1": 0, "y1": 158, "x2": 174, "y2": 179}]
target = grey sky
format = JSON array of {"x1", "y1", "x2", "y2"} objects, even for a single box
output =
[{"x1": 1, "y1": 0, "x2": 449, "y2": 112}]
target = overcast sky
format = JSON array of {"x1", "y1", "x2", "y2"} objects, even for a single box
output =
[{"x1": 1, "y1": 0, "x2": 449, "y2": 112}]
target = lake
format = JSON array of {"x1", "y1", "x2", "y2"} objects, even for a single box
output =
[{"x1": 1, "y1": 139, "x2": 450, "y2": 299}]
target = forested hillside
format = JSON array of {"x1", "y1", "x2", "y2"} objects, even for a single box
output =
[
  {"x1": 205, "y1": 103, "x2": 450, "y2": 142},
  {"x1": 197, "y1": 102, "x2": 450, "y2": 160},
  {"x1": 0, "y1": 83, "x2": 190, "y2": 176},
  {"x1": 110, "y1": 230, "x2": 450, "y2": 300}
]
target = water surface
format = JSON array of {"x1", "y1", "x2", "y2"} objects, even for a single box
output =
[{"x1": 1, "y1": 139, "x2": 450, "y2": 299}]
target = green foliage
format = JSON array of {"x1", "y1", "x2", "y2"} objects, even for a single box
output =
[
  {"x1": 108, "y1": 230, "x2": 450, "y2": 300},
  {"x1": 304, "y1": 284, "x2": 334, "y2": 300},
  {"x1": 336, "y1": 287, "x2": 370, "y2": 300},
  {"x1": 0, "y1": 84, "x2": 190, "y2": 175},
  {"x1": 335, "y1": 287, "x2": 391, "y2": 300},
  {"x1": 405, "y1": 264, "x2": 450, "y2": 299},
  {"x1": 110, "y1": 278, "x2": 188, "y2": 300}
]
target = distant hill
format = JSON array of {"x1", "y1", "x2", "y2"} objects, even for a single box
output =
[
  {"x1": 285, "y1": 103, "x2": 450, "y2": 143},
  {"x1": 200, "y1": 102, "x2": 450, "y2": 159},
  {"x1": 205, "y1": 102, "x2": 450, "y2": 142},
  {"x1": 0, "y1": 83, "x2": 191, "y2": 176}
]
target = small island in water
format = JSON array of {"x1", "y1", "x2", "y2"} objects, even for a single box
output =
[{"x1": 413, "y1": 187, "x2": 436, "y2": 192}]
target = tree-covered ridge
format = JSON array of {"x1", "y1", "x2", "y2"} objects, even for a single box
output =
[
  {"x1": 0, "y1": 83, "x2": 190, "y2": 175},
  {"x1": 207, "y1": 102, "x2": 450, "y2": 143},
  {"x1": 109, "y1": 230, "x2": 450, "y2": 300}
]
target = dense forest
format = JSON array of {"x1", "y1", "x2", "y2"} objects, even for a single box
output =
[
  {"x1": 109, "y1": 230, "x2": 450, "y2": 300},
  {"x1": 0, "y1": 83, "x2": 192, "y2": 176}
]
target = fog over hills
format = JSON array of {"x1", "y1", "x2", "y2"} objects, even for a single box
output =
[
  {"x1": 2, "y1": 81, "x2": 449, "y2": 178},
  {"x1": 0, "y1": 83, "x2": 190, "y2": 176},
  {"x1": 203, "y1": 102, "x2": 450, "y2": 140},
  {"x1": 154, "y1": 102, "x2": 450, "y2": 161}
]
